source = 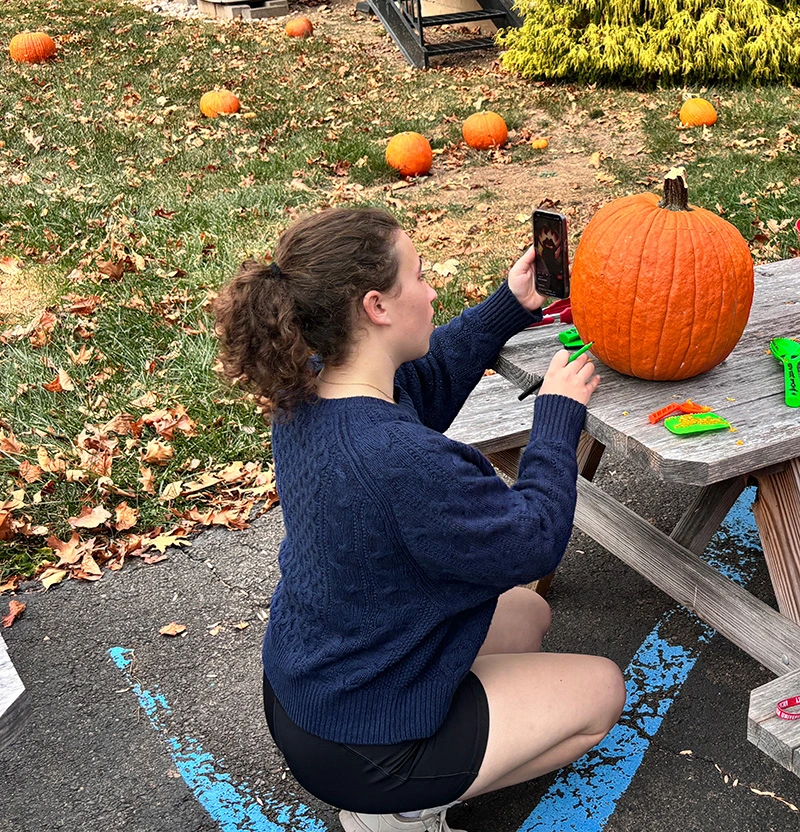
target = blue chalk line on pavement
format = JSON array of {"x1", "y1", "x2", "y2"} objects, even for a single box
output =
[
  {"x1": 110, "y1": 489, "x2": 760, "y2": 832},
  {"x1": 517, "y1": 488, "x2": 761, "y2": 832},
  {"x1": 108, "y1": 646, "x2": 326, "y2": 832}
]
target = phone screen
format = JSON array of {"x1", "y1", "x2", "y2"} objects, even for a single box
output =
[{"x1": 532, "y1": 210, "x2": 570, "y2": 299}]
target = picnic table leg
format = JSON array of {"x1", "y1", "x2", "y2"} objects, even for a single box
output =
[
  {"x1": 670, "y1": 475, "x2": 748, "y2": 555},
  {"x1": 752, "y1": 458, "x2": 800, "y2": 625},
  {"x1": 519, "y1": 432, "x2": 605, "y2": 598}
]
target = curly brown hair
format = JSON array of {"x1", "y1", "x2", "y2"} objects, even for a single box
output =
[{"x1": 213, "y1": 207, "x2": 402, "y2": 418}]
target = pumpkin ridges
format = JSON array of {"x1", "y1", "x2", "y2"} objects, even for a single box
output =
[
  {"x1": 572, "y1": 196, "x2": 632, "y2": 372},
  {"x1": 641, "y1": 205, "x2": 682, "y2": 378},
  {"x1": 571, "y1": 171, "x2": 753, "y2": 382},
  {"x1": 668, "y1": 210, "x2": 701, "y2": 379},
  {"x1": 696, "y1": 206, "x2": 753, "y2": 363},
  {"x1": 691, "y1": 208, "x2": 729, "y2": 368},
  {"x1": 602, "y1": 195, "x2": 663, "y2": 375}
]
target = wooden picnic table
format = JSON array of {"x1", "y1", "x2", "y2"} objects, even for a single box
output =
[{"x1": 486, "y1": 257, "x2": 800, "y2": 773}]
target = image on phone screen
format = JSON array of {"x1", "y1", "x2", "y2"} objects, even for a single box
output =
[{"x1": 532, "y1": 210, "x2": 570, "y2": 299}]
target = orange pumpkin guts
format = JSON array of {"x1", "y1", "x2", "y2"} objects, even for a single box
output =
[
  {"x1": 462, "y1": 111, "x2": 508, "y2": 149},
  {"x1": 385, "y1": 132, "x2": 432, "y2": 177},
  {"x1": 9, "y1": 31, "x2": 56, "y2": 64},
  {"x1": 569, "y1": 167, "x2": 753, "y2": 382},
  {"x1": 285, "y1": 17, "x2": 314, "y2": 37},
  {"x1": 679, "y1": 98, "x2": 717, "y2": 127},
  {"x1": 199, "y1": 90, "x2": 240, "y2": 118}
]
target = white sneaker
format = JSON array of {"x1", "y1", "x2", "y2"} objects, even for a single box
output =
[{"x1": 339, "y1": 807, "x2": 466, "y2": 832}]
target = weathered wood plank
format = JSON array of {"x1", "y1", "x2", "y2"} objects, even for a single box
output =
[
  {"x1": 445, "y1": 373, "x2": 533, "y2": 454},
  {"x1": 670, "y1": 476, "x2": 748, "y2": 555},
  {"x1": 748, "y1": 667, "x2": 800, "y2": 776},
  {"x1": 574, "y1": 476, "x2": 800, "y2": 677},
  {"x1": 496, "y1": 260, "x2": 800, "y2": 485},
  {"x1": 753, "y1": 458, "x2": 800, "y2": 624},
  {"x1": 0, "y1": 633, "x2": 28, "y2": 754}
]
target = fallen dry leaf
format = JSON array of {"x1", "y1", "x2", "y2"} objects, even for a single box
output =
[
  {"x1": 17, "y1": 461, "x2": 43, "y2": 483},
  {"x1": 0, "y1": 430, "x2": 23, "y2": 454},
  {"x1": 160, "y1": 621, "x2": 186, "y2": 637},
  {"x1": 138, "y1": 466, "x2": 157, "y2": 494},
  {"x1": 160, "y1": 480, "x2": 183, "y2": 502},
  {"x1": 150, "y1": 532, "x2": 191, "y2": 554},
  {"x1": 2, "y1": 599, "x2": 26, "y2": 628},
  {"x1": 42, "y1": 368, "x2": 75, "y2": 393},
  {"x1": 48, "y1": 532, "x2": 84, "y2": 565},
  {"x1": 68, "y1": 504, "x2": 112, "y2": 529},
  {"x1": 0, "y1": 256, "x2": 22, "y2": 275},
  {"x1": 114, "y1": 501, "x2": 139, "y2": 531},
  {"x1": 66, "y1": 344, "x2": 94, "y2": 366},
  {"x1": 141, "y1": 439, "x2": 173, "y2": 466},
  {"x1": 39, "y1": 567, "x2": 68, "y2": 590}
]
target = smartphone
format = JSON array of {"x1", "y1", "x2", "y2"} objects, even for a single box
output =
[{"x1": 532, "y1": 209, "x2": 570, "y2": 299}]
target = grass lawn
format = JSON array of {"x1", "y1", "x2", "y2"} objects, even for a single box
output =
[{"x1": 1, "y1": 0, "x2": 799, "y2": 588}]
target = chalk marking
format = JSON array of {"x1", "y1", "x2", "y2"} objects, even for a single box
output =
[{"x1": 109, "y1": 647, "x2": 326, "y2": 832}]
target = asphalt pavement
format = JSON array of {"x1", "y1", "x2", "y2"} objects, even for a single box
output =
[{"x1": 2, "y1": 446, "x2": 799, "y2": 832}]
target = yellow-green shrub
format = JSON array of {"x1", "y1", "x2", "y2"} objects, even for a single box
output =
[{"x1": 499, "y1": 0, "x2": 800, "y2": 84}]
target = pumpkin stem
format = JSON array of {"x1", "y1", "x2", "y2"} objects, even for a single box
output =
[{"x1": 658, "y1": 166, "x2": 692, "y2": 212}]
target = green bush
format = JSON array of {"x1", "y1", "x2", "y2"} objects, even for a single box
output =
[{"x1": 499, "y1": 0, "x2": 800, "y2": 84}]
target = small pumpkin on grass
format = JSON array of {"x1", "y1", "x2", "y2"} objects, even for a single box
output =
[
  {"x1": 285, "y1": 17, "x2": 314, "y2": 38},
  {"x1": 9, "y1": 31, "x2": 56, "y2": 64},
  {"x1": 199, "y1": 90, "x2": 240, "y2": 118},
  {"x1": 570, "y1": 167, "x2": 753, "y2": 382},
  {"x1": 462, "y1": 111, "x2": 508, "y2": 149},
  {"x1": 530, "y1": 138, "x2": 549, "y2": 150},
  {"x1": 679, "y1": 97, "x2": 717, "y2": 127},
  {"x1": 385, "y1": 131, "x2": 432, "y2": 177}
]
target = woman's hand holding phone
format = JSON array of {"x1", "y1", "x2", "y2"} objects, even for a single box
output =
[
  {"x1": 539, "y1": 349, "x2": 599, "y2": 406},
  {"x1": 508, "y1": 244, "x2": 548, "y2": 312}
]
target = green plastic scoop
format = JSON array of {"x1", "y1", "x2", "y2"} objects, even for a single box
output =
[{"x1": 769, "y1": 338, "x2": 800, "y2": 408}]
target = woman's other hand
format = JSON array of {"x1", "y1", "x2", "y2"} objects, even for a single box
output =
[
  {"x1": 539, "y1": 349, "x2": 599, "y2": 406},
  {"x1": 507, "y1": 245, "x2": 547, "y2": 312}
]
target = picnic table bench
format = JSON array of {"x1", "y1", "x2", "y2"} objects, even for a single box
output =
[{"x1": 447, "y1": 256, "x2": 800, "y2": 776}]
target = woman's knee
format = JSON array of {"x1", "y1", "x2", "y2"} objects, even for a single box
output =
[
  {"x1": 589, "y1": 657, "x2": 627, "y2": 734},
  {"x1": 480, "y1": 588, "x2": 552, "y2": 655}
]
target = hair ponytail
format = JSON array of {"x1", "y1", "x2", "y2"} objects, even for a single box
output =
[
  {"x1": 213, "y1": 207, "x2": 401, "y2": 419},
  {"x1": 213, "y1": 260, "x2": 315, "y2": 418}
]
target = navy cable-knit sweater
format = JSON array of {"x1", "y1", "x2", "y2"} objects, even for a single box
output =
[{"x1": 263, "y1": 282, "x2": 587, "y2": 744}]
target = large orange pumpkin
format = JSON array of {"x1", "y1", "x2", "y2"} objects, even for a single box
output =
[
  {"x1": 570, "y1": 168, "x2": 754, "y2": 382},
  {"x1": 199, "y1": 90, "x2": 240, "y2": 118},
  {"x1": 462, "y1": 111, "x2": 508, "y2": 149},
  {"x1": 9, "y1": 31, "x2": 56, "y2": 64},
  {"x1": 285, "y1": 17, "x2": 314, "y2": 37},
  {"x1": 679, "y1": 98, "x2": 717, "y2": 127},
  {"x1": 385, "y1": 132, "x2": 432, "y2": 177}
]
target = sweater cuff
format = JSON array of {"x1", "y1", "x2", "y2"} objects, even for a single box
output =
[
  {"x1": 531, "y1": 394, "x2": 587, "y2": 449},
  {"x1": 472, "y1": 281, "x2": 541, "y2": 343}
]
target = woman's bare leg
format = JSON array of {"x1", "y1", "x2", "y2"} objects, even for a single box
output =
[
  {"x1": 458, "y1": 587, "x2": 625, "y2": 801},
  {"x1": 460, "y1": 652, "x2": 626, "y2": 801},
  {"x1": 477, "y1": 586, "x2": 552, "y2": 656}
]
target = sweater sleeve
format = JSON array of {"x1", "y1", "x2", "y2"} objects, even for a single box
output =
[
  {"x1": 377, "y1": 394, "x2": 586, "y2": 592},
  {"x1": 394, "y1": 282, "x2": 541, "y2": 433}
]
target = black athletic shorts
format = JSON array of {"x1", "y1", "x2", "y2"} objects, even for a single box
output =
[{"x1": 262, "y1": 671, "x2": 490, "y2": 814}]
